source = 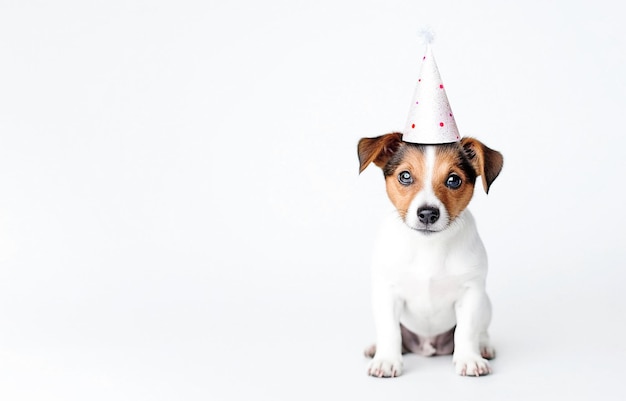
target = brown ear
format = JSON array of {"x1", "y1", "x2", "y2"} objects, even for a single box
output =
[
  {"x1": 460, "y1": 137, "x2": 504, "y2": 194},
  {"x1": 357, "y1": 132, "x2": 403, "y2": 174}
]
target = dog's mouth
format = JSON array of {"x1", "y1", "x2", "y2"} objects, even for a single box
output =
[
  {"x1": 405, "y1": 218, "x2": 450, "y2": 234},
  {"x1": 412, "y1": 227, "x2": 441, "y2": 235}
]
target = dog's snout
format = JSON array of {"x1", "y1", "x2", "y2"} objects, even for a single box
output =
[{"x1": 417, "y1": 207, "x2": 440, "y2": 225}]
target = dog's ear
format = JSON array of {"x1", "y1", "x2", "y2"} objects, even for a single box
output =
[
  {"x1": 358, "y1": 132, "x2": 403, "y2": 174},
  {"x1": 460, "y1": 137, "x2": 504, "y2": 194}
]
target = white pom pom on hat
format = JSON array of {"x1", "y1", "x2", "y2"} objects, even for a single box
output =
[{"x1": 402, "y1": 36, "x2": 460, "y2": 144}]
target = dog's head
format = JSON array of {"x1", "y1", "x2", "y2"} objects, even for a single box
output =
[{"x1": 358, "y1": 133, "x2": 503, "y2": 233}]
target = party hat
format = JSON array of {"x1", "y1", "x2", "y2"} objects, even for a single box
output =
[{"x1": 402, "y1": 43, "x2": 460, "y2": 144}]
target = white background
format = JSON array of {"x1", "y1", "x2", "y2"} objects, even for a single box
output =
[{"x1": 1, "y1": 1, "x2": 625, "y2": 400}]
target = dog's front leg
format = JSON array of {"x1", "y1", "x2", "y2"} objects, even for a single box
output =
[
  {"x1": 368, "y1": 284, "x2": 403, "y2": 378},
  {"x1": 453, "y1": 286, "x2": 493, "y2": 377}
]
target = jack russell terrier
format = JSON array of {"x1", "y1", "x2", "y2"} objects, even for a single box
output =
[{"x1": 358, "y1": 132, "x2": 503, "y2": 377}]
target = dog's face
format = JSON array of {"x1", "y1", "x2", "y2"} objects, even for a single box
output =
[{"x1": 358, "y1": 133, "x2": 503, "y2": 233}]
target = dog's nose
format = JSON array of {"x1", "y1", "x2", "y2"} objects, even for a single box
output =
[{"x1": 417, "y1": 207, "x2": 440, "y2": 225}]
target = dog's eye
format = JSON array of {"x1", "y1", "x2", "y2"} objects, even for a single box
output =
[
  {"x1": 398, "y1": 171, "x2": 413, "y2": 186},
  {"x1": 445, "y1": 174, "x2": 462, "y2": 189}
]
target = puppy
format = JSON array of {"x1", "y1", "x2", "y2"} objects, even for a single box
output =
[{"x1": 358, "y1": 132, "x2": 503, "y2": 377}]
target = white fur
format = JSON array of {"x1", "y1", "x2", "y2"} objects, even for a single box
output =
[{"x1": 367, "y1": 146, "x2": 494, "y2": 378}]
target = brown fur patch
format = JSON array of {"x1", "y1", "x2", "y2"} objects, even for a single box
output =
[
  {"x1": 432, "y1": 145, "x2": 476, "y2": 221},
  {"x1": 384, "y1": 146, "x2": 426, "y2": 220}
]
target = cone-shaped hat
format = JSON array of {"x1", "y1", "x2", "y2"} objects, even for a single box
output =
[{"x1": 402, "y1": 44, "x2": 460, "y2": 144}]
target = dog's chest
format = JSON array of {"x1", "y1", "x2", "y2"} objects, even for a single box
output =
[
  {"x1": 391, "y1": 254, "x2": 475, "y2": 335},
  {"x1": 394, "y1": 252, "x2": 467, "y2": 310},
  {"x1": 397, "y1": 271, "x2": 459, "y2": 301}
]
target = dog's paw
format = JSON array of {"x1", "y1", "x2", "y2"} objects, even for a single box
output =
[
  {"x1": 453, "y1": 355, "x2": 491, "y2": 377},
  {"x1": 480, "y1": 345, "x2": 496, "y2": 360},
  {"x1": 363, "y1": 344, "x2": 377, "y2": 358},
  {"x1": 367, "y1": 356, "x2": 403, "y2": 378}
]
